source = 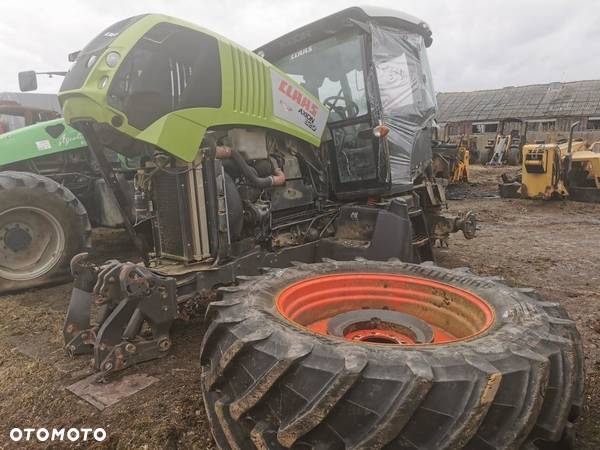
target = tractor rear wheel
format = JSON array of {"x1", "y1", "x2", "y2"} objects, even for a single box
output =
[
  {"x1": 200, "y1": 260, "x2": 583, "y2": 450},
  {"x1": 0, "y1": 171, "x2": 91, "y2": 293}
]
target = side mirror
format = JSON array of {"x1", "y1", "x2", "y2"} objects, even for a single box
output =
[
  {"x1": 68, "y1": 51, "x2": 80, "y2": 62},
  {"x1": 18, "y1": 71, "x2": 38, "y2": 92}
]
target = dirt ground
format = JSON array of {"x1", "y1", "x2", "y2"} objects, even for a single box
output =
[{"x1": 1, "y1": 165, "x2": 599, "y2": 449}]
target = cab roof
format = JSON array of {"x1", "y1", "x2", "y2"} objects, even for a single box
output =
[{"x1": 256, "y1": 6, "x2": 432, "y2": 62}]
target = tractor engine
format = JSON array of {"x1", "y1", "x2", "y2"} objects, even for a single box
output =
[{"x1": 134, "y1": 127, "x2": 325, "y2": 264}]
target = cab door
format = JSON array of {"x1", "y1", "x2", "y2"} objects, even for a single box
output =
[{"x1": 318, "y1": 33, "x2": 388, "y2": 199}]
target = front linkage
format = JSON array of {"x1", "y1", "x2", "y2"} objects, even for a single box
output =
[
  {"x1": 63, "y1": 241, "x2": 319, "y2": 377},
  {"x1": 64, "y1": 253, "x2": 177, "y2": 377}
]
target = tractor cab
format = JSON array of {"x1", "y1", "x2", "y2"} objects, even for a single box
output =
[{"x1": 257, "y1": 7, "x2": 437, "y2": 199}]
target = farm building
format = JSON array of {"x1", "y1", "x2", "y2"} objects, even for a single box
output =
[{"x1": 436, "y1": 79, "x2": 600, "y2": 149}]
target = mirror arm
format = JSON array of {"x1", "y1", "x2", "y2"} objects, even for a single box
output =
[{"x1": 36, "y1": 71, "x2": 68, "y2": 77}]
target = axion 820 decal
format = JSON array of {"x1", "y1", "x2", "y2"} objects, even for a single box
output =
[{"x1": 271, "y1": 69, "x2": 328, "y2": 139}]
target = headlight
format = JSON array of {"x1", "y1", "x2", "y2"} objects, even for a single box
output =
[{"x1": 105, "y1": 52, "x2": 120, "y2": 68}]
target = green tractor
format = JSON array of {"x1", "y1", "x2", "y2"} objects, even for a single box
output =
[
  {"x1": 0, "y1": 98, "x2": 138, "y2": 293},
  {"x1": 59, "y1": 8, "x2": 582, "y2": 449}
]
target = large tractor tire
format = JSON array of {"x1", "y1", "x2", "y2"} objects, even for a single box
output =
[
  {"x1": 0, "y1": 171, "x2": 91, "y2": 293},
  {"x1": 200, "y1": 260, "x2": 583, "y2": 450}
]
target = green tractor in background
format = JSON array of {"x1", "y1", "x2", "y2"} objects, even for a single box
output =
[
  {"x1": 0, "y1": 92, "x2": 136, "y2": 293},
  {"x1": 57, "y1": 8, "x2": 582, "y2": 449}
]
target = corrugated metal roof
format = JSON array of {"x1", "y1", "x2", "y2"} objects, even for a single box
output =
[{"x1": 436, "y1": 80, "x2": 600, "y2": 123}]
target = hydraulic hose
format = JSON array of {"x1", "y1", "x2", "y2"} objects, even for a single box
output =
[{"x1": 216, "y1": 145, "x2": 285, "y2": 188}]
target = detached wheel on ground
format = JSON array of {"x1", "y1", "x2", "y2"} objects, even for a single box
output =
[
  {"x1": 200, "y1": 260, "x2": 584, "y2": 450},
  {"x1": 0, "y1": 171, "x2": 91, "y2": 293}
]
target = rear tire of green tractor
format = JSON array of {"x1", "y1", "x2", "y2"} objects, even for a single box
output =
[
  {"x1": 0, "y1": 171, "x2": 91, "y2": 293},
  {"x1": 200, "y1": 260, "x2": 583, "y2": 450}
]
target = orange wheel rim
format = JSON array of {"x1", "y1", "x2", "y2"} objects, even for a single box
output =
[{"x1": 276, "y1": 273, "x2": 494, "y2": 345}]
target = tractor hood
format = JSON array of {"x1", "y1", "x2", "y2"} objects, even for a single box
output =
[
  {"x1": 0, "y1": 118, "x2": 87, "y2": 167},
  {"x1": 59, "y1": 14, "x2": 328, "y2": 162}
]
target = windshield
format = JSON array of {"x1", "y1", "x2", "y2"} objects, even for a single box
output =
[{"x1": 275, "y1": 33, "x2": 368, "y2": 123}]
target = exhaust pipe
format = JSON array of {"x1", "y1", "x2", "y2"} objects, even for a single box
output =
[{"x1": 567, "y1": 121, "x2": 580, "y2": 154}]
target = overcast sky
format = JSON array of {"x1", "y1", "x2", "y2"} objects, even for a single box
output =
[{"x1": 2, "y1": 0, "x2": 599, "y2": 94}]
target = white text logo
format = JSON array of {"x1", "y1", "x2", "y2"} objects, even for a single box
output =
[{"x1": 10, "y1": 428, "x2": 107, "y2": 443}]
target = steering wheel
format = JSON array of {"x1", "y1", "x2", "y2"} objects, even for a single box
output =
[{"x1": 323, "y1": 95, "x2": 360, "y2": 120}]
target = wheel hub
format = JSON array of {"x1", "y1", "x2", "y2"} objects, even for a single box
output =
[
  {"x1": 327, "y1": 309, "x2": 434, "y2": 345},
  {"x1": 276, "y1": 272, "x2": 494, "y2": 346},
  {"x1": 3, "y1": 224, "x2": 33, "y2": 252},
  {"x1": 0, "y1": 206, "x2": 65, "y2": 281}
]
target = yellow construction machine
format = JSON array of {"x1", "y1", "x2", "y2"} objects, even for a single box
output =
[
  {"x1": 500, "y1": 122, "x2": 600, "y2": 202},
  {"x1": 485, "y1": 118, "x2": 527, "y2": 165},
  {"x1": 565, "y1": 144, "x2": 600, "y2": 202},
  {"x1": 431, "y1": 135, "x2": 471, "y2": 184}
]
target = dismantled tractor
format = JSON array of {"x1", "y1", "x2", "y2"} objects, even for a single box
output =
[{"x1": 58, "y1": 8, "x2": 583, "y2": 449}]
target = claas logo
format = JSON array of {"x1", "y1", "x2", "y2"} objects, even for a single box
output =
[{"x1": 278, "y1": 79, "x2": 319, "y2": 118}]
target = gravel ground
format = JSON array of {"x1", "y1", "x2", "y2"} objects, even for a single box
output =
[{"x1": 0, "y1": 165, "x2": 598, "y2": 449}]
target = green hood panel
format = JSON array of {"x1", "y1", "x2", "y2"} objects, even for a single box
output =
[
  {"x1": 0, "y1": 118, "x2": 87, "y2": 167},
  {"x1": 59, "y1": 15, "x2": 329, "y2": 162}
]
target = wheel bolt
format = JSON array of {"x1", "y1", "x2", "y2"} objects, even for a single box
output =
[
  {"x1": 125, "y1": 343, "x2": 137, "y2": 353},
  {"x1": 158, "y1": 337, "x2": 171, "y2": 351}
]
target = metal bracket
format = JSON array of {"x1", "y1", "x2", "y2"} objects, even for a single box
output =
[
  {"x1": 78, "y1": 122, "x2": 148, "y2": 264},
  {"x1": 64, "y1": 255, "x2": 178, "y2": 377},
  {"x1": 63, "y1": 253, "x2": 98, "y2": 355}
]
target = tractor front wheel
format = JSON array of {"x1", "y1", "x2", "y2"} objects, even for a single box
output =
[
  {"x1": 200, "y1": 260, "x2": 583, "y2": 449},
  {"x1": 0, "y1": 171, "x2": 91, "y2": 293}
]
